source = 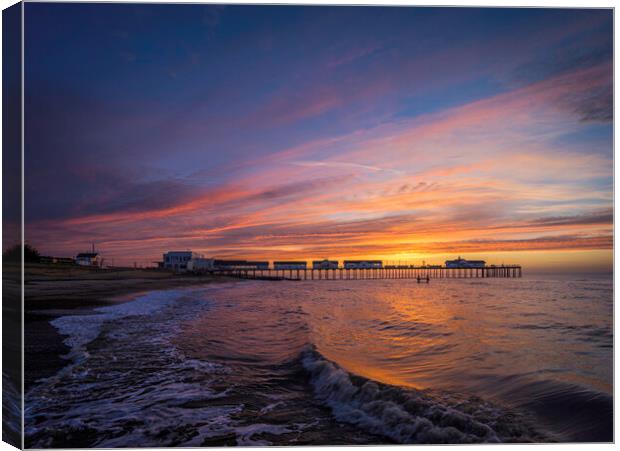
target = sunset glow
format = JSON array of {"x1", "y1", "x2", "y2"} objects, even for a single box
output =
[{"x1": 24, "y1": 5, "x2": 612, "y2": 270}]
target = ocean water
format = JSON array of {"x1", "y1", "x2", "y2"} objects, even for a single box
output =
[{"x1": 25, "y1": 275, "x2": 612, "y2": 447}]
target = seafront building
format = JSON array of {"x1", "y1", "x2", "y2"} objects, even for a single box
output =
[
  {"x1": 75, "y1": 243, "x2": 102, "y2": 267},
  {"x1": 187, "y1": 258, "x2": 215, "y2": 272},
  {"x1": 75, "y1": 252, "x2": 101, "y2": 267},
  {"x1": 163, "y1": 251, "x2": 203, "y2": 272}
]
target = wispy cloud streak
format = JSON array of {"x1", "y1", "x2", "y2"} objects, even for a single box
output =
[{"x1": 23, "y1": 6, "x2": 612, "y2": 268}]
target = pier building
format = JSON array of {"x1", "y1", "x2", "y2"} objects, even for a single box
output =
[
  {"x1": 274, "y1": 261, "x2": 307, "y2": 270},
  {"x1": 344, "y1": 260, "x2": 383, "y2": 269},
  {"x1": 445, "y1": 257, "x2": 486, "y2": 268},
  {"x1": 312, "y1": 259, "x2": 338, "y2": 269}
]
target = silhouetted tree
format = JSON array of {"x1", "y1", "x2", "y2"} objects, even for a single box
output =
[{"x1": 3, "y1": 244, "x2": 41, "y2": 262}]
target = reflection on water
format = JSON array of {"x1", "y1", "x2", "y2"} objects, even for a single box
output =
[
  {"x1": 303, "y1": 278, "x2": 612, "y2": 396},
  {"x1": 25, "y1": 275, "x2": 612, "y2": 447}
]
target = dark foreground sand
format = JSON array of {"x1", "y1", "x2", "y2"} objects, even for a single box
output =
[{"x1": 22, "y1": 263, "x2": 227, "y2": 390}]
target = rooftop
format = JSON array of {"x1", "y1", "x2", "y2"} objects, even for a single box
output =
[{"x1": 76, "y1": 253, "x2": 98, "y2": 258}]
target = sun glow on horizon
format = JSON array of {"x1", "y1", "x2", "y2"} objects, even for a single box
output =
[{"x1": 21, "y1": 6, "x2": 612, "y2": 270}]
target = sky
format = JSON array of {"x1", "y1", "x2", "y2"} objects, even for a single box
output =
[{"x1": 22, "y1": 4, "x2": 613, "y2": 270}]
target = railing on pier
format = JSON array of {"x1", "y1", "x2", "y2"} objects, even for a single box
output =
[{"x1": 211, "y1": 265, "x2": 522, "y2": 281}]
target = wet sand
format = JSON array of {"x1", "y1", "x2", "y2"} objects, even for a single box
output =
[{"x1": 23, "y1": 263, "x2": 226, "y2": 390}]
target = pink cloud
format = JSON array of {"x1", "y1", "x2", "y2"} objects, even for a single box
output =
[{"x1": 25, "y1": 63, "x2": 612, "y2": 267}]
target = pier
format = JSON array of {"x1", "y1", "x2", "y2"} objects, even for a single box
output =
[{"x1": 212, "y1": 265, "x2": 522, "y2": 281}]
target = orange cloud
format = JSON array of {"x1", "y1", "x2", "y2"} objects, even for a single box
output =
[{"x1": 26, "y1": 63, "x2": 612, "y2": 269}]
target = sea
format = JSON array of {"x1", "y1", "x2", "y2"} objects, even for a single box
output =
[{"x1": 24, "y1": 274, "x2": 613, "y2": 447}]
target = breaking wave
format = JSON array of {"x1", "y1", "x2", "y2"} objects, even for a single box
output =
[
  {"x1": 24, "y1": 279, "x2": 611, "y2": 446},
  {"x1": 25, "y1": 288, "x2": 235, "y2": 448},
  {"x1": 300, "y1": 346, "x2": 548, "y2": 443},
  {"x1": 2, "y1": 371, "x2": 22, "y2": 448},
  {"x1": 50, "y1": 289, "x2": 186, "y2": 358}
]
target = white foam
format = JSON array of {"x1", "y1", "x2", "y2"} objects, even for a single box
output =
[
  {"x1": 259, "y1": 400, "x2": 286, "y2": 414},
  {"x1": 301, "y1": 347, "x2": 540, "y2": 444},
  {"x1": 235, "y1": 423, "x2": 294, "y2": 446},
  {"x1": 50, "y1": 289, "x2": 187, "y2": 357},
  {"x1": 26, "y1": 287, "x2": 238, "y2": 448}
]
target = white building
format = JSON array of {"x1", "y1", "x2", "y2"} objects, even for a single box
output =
[
  {"x1": 75, "y1": 252, "x2": 101, "y2": 267},
  {"x1": 163, "y1": 251, "x2": 203, "y2": 272},
  {"x1": 445, "y1": 257, "x2": 486, "y2": 268}
]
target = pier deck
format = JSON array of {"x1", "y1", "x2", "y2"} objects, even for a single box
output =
[{"x1": 212, "y1": 266, "x2": 522, "y2": 281}]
